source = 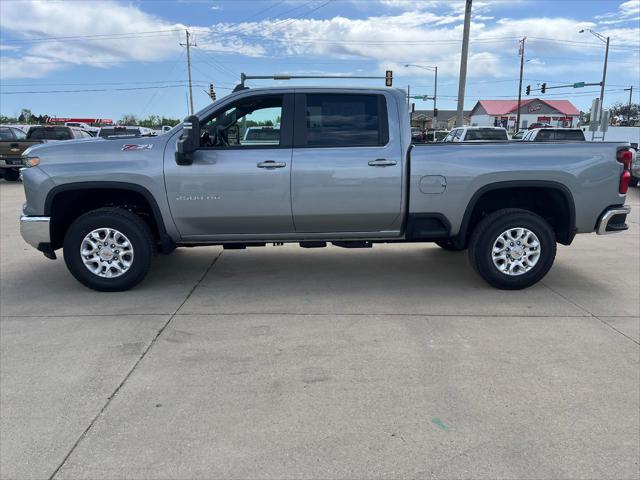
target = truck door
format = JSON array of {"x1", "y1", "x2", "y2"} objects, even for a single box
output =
[
  {"x1": 291, "y1": 92, "x2": 403, "y2": 233},
  {"x1": 165, "y1": 94, "x2": 295, "y2": 237}
]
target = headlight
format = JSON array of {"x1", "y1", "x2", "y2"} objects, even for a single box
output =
[{"x1": 22, "y1": 156, "x2": 40, "y2": 167}]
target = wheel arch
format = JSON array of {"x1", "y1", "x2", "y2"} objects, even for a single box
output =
[
  {"x1": 45, "y1": 181, "x2": 173, "y2": 252},
  {"x1": 457, "y1": 180, "x2": 576, "y2": 247}
]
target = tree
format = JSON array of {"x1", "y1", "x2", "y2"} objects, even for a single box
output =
[
  {"x1": 608, "y1": 101, "x2": 639, "y2": 120},
  {"x1": 119, "y1": 114, "x2": 139, "y2": 125},
  {"x1": 20, "y1": 108, "x2": 32, "y2": 123}
]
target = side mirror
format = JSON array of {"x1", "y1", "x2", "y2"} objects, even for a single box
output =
[{"x1": 175, "y1": 115, "x2": 200, "y2": 166}]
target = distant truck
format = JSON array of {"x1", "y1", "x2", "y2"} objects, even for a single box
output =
[
  {"x1": 1, "y1": 125, "x2": 89, "y2": 181},
  {"x1": 64, "y1": 122, "x2": 99, "y2": 136},
  {"x1": 19, "y1": 86, "x2": 633, "y2": 292},
  {"x1": 521, "y1": 128, "x2": 585, "y2": 142}
]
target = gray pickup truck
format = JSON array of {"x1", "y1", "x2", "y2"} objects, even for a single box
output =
[{"x1": 19, "y1": 86, "x2": 633, "y2": 291}]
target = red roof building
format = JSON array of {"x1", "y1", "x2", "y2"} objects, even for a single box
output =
[{"x1": 469, "y1": 98, "x2": 580, "y2": 129}]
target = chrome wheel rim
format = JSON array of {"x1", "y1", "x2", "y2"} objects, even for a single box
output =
[
  {"x1": 80, "y1": 228, "x2": 134, "y2": 278},
  {"x1": 491, "y1": 227, "x2": 541, "y2": 276}
]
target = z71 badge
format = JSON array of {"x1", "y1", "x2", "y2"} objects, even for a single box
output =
[{"x1": 122, "y1": 144, "x2": 153, "y2": 151}]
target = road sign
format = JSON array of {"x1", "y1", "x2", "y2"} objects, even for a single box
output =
[
  {"x1": 600, "y1": 110, "x2": 609, "y2": 132},
  {"x1": 573, "y1": 82, "x2": 585, "y2": 88}
]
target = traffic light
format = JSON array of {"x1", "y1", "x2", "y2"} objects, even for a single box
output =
[
  {"x1": 411, "y1": 103, "x2": 415, "y2": 113},
  {"x1": 208, "y1": 83, "x2": 216, "y2": 101},
  {"x1": 525, "y1": 85, "x2": 531, "y2": 96},
  {"x1": 433, "y1": 108, "x2": 438, "y2": 117},
  {"x1": 385, "y1": 70, "x2": 393, "y2": 87},
  {"x1": 541, "y1": 83, "x2": 547, "y2": 94}
]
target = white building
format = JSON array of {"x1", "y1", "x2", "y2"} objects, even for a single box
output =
[{"x1": 469, "y1": 98, "x2": 580, "y2": 130}]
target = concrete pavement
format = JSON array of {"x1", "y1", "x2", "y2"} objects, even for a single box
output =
[{"x1": 1, "y1": 180, "x2": 638, "y2": 479}]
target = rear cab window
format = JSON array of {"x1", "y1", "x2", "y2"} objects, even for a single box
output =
[
  {"x1": 464, "y1": 129, "x2": 508, "y2": 141},
  {"x1": 297, "y1": 93, "x2": 388, "y2": 147},
  {"x1": 27, "y1": 127, "x2": 73, "y2": 140}
]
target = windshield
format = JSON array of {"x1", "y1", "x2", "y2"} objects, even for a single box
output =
[
  {"x1": 27, "y1": 127, "x2": 73, "y2": 140},
  {"x1": 465, "y1": 129, "x2": 508, "y2": 141},
  {"x1": 0, "y1": 127, "x2": 15, "y2": 140}
]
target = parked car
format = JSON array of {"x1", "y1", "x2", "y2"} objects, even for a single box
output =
[
  {"x1": 27, "y1": 125, "x2": 93, "y2": 141},
  {"x1": 0, "y1": 126, "x2": 33, "y2": 181},
  {"x1": 411, "y1": 127, "x2": 426, "y2": 143},
  {"x1": 20, "y1": 86, "x2": 632, "y2": 292},
  {"x1": 521, "y1": 128, "x2": 585, "y2": 142},
  {"x1": 442, "y1": 126, "x2": 509, "y2": 142},
  {"x1": 242, "y1": 126, "x2": 280, "y2": 145},
  {"x1": 528, "y1": 122, "x2": 552, "y2": 130},
  {"x1": 64, "y1": 122, "x2": 99, "y2": 136},
  {"x1": 630, "y1": 143, "x2": 639, "y2": 187}
]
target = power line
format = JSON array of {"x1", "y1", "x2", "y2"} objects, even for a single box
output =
[
  {"x1": 0, "y1": 84, "x2": 234, "y2": 95},
  {"x1": 0, "y1": 29, "x2": 182, "y2": 44}
]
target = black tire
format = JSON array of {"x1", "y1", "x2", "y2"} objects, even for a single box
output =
[
  {"x1": 630, "y1": 177, "x2": 639, "y2": 187},
  {"x1": 435, "y1": 239, "x2": 466, "y2": 251},
  {"x1": 3, "y1": 169, "x2": 20, "y2": 181},
  {"x1": 468, "y1": 208, "x2": 556, "y2": 290},
  {"x1": 63, "y1": 207, "x2": 155, "y2": 292}
]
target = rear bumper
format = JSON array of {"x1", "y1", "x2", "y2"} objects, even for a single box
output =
[{"x1": 596, "y1": 205, "x2": 631, "y2": 235}]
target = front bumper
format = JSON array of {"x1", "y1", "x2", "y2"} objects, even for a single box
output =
[
  {"x1": 20, "y1": 215, "x2": 53, "y2": 255},
  {"x1": 596, "y1": 205, "x2": 631, "y2": 235},
  {"x1": 0, "y1": 156, "x2": 24, "y2": 168}
]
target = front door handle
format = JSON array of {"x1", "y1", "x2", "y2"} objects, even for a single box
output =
[
  {"x1": 257, "y1": 160, "x2": 286, "y2": 169},
  {"x1": 368, "y1": 158, "x2": 397, "y2": 167}
]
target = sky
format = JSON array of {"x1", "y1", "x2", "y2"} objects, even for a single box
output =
[{"x1": 0, "y1": 0, "x2": 639, "y2": 121}]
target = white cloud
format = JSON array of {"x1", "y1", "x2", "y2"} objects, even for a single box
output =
[{"x1": 0, "y1": 0, "x2": 186, "y2": 78}]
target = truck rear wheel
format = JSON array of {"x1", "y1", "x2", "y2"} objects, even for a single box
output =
[
  {"x1": 63, "y1": 208, "x2": 154, "y2": 292},
  {"x1": 468, "y1": 208, "x2": 556, "y2": 290}
]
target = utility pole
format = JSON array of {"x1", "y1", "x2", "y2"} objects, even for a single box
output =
[
  {"x1": 180, "y1": 29, "x2": 195, "y2": 115},
  {"x1": 456, "y1": 0, "x2": 472, "y2": 127},
  {"x1": 433, "y1": 66, "x2": 438, "y2": 129},
  {"x1": 624, "y1": 85, "x2": 633, "y2": 122},
  {"x1": 515, "y1": 37, "x2": 526, "y2": 133}
]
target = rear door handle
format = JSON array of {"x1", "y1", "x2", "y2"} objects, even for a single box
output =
[
  {"x1": 368, "y1": 158, "x2": 397, "y2": 167},
  {"x1": 257, "y1": 160, "x2": 286, "y2": 169}
]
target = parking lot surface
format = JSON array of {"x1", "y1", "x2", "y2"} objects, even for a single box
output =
[{"x1": 1, "y1": 180, "x2": 638, "y2": 480}]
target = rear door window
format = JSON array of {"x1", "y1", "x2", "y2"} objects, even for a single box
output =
[
  {"x1": 535, "y1": 130, "x2": 554, "y2": 141},
  {"x1": 300, "y1": 93, "x2": 387, "y2": 147}
]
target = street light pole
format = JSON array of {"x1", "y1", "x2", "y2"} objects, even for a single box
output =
[
  {"x1": 515, "y1": 37, "x2": 526, "y2": 133},
  {"x1": 580, "y1": 29, "x2": 610, "y2": 140},
  {"x1": 404, "y1": 64, "x2": 438, "y2": 128}
]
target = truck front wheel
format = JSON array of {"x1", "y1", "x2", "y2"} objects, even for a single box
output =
[
  {"x1": 3, "y1": 169, "x2": 20, "y2": 181},
  {"x1": 63, "y1": 208, "x2": 154, "y2": 292},
  {"x1": 468, "y1": 208, "x2": 556, "y2": 290}
]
